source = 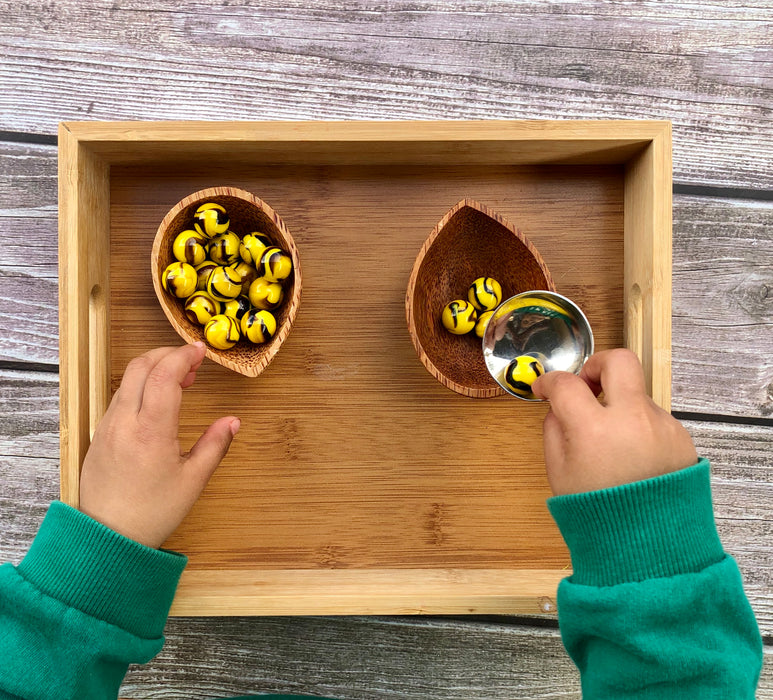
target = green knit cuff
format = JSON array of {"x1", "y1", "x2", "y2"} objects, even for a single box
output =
[
  {"x1": 17, "y1": 501, "x2": 187, "y2": 639},
  {"x1": 547, "y1": 458, "x2": 724, "y2": 587}
]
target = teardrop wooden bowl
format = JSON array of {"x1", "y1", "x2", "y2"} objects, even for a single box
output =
[
  {"x1": 406, "y1": 199, "x2": 556, "y2": 398},
  {"x1": 151, "y1": 186, "x2": 302, "y2": 378}
]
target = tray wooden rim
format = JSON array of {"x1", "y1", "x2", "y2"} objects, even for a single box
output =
[
  {"x1": 58, "y1": 119, "x2": 672, "y2": 616},
  {"x1": 170, "y1": 569, "x2": 567, "y2": 616}
]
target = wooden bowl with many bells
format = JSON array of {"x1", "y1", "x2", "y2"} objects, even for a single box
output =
[
  {"x1": 151, "y1": 186, "x2": 302, "y2": 378},
  {"x1": 405, "y1": 199, "x2": 555, "y2": 398}
]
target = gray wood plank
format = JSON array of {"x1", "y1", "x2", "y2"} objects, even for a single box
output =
[
  {"x1": 0, "y1": 216, "x2": 58, "y2": 365},
  {"x1": 0, "y1": 141, "x2": 59, "y2": 363},
  {"x1": 2, "y1": 143, "x2": 771, "y2": 417},
  {"x1": 672, "y1": 196, "x2": 773, "y2": 418},
  {"x1": 123, "y1": 616, "x2": 580, "y2": 699},
  {"x1": 0, "y1": 370, "x2": 59, "y2": 564},
  {"x1": 0, "y1": 1, "x2": 771, "y2": 189},
  {"x1": 3, "y1": 2, "x2": 771, "y2": 696},
  {"x1": 122, "y1": 619, "x2": 773, "y2": 699},
  {"x1": 124, "y1": 631, "x2": 772, "y2": 699},
  {"x1": 0, "y1": 141, "x2": 57, "y2": 213},
  {"x1": 683, "y1": 419, "x2": 773, "y2": 634}
]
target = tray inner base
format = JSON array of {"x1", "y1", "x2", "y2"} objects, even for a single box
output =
[{"x1": 109, "y1": 163, "x2": 624, "y2": 572}]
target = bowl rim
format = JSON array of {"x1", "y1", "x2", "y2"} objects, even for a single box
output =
[
  {"x1": 151, "y1": 185, "x2": 302, "y2": 378},
  {"x1": 405, "y1": 198, "x2": 556, "y2": 398}
]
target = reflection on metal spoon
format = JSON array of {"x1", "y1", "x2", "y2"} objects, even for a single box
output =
[{"x1": 482, "y1": 291, "x2": 594, "y2": 401}]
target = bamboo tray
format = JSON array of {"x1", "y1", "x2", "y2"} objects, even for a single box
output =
[{"x1": 59, "y1": 120, "x2": 672, "y2": 616}]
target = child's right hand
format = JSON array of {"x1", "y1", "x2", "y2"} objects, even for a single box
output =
[{"x1": 531, "y1": 349, "x2": 698, "y2": 496}]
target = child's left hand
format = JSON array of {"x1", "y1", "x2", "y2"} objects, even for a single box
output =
[{"x1": 79, "y1": 342, "x2": 240, "y2": 549}]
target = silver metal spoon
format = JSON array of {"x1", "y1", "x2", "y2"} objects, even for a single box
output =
[{"x1": 482, "y1": 291, "x2": 594, "y2": 401}]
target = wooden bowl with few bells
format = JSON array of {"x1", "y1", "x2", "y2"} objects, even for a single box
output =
[
  {"x1": 406, "y1": 199, "x2": 555, "y2": 398},
  {"x1": 151, "y1": 186, "x2": 302, "y2": 378}
]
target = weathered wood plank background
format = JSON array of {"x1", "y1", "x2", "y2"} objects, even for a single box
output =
[{"x1": 0, "y1": 1, "x2": 771, "y2": 697}]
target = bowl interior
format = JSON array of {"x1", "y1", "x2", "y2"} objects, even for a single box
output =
[
  {"x1": 153, "y1": 191, "x2": 299, "y2": 374},
  {"x1": 410, "y1": 203, "x2": 554, "y2": 395}
]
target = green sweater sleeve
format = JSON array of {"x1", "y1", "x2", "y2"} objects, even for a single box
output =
[
  {"x1": 547, "y1": 458, "x2": 763, "y2": 699},
  {"x1": 0, "y1": 501, "x2": 187, "y2": 700}
]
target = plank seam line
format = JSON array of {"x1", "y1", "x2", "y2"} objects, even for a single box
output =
[
  {"x1": 673, "y1": 411, "x2": 773, "y2": 429},
  {"x1": 0, "y1": 131, "x2": 57, "y2": 146},
  {"x1": 673, "y1": 184, "x2": 773, "y2": 202},
  {"x1": 0, "y1": 453, "x2": 59, "y2": 461},
  {"x1": 0, "y1": 360, "x2": 59, "y2": 374}
]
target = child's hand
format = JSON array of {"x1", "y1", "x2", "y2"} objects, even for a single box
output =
[
  {"x1": 531, "y1": 348, "x2": 698, "y2": 496},
  {"x1": 79, "y1": 342, "x2": 240, "y2": 549}
]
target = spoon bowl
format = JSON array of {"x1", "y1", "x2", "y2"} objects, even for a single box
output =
[{"x1": 482, "y1": 291, "x2": 594, "y2": 400}]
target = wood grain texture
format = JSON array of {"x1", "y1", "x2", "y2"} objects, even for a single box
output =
[
  {"x1": 103, "y1": 162, "x2": 625, "y2": 584},
  {"x1": 120, "y1": 618, "x2": 773, "y2": 699},
  {"x1": 57, "y1": 119, "x2": 664, "y2": 165},
  {"x1": 683, "y1": 419, "x2": 773, "y2": 633},
  {"x1": 672, "y1": 196, "x2": 773, "y2": 418},
  {"x1": 120, "y1": 616, "x2": 581, "y2": 699},
  {"x1": 121, "y1": 632, "x2": 766, "y2": 700},
  {"x1": 624, "y1": 131, "x2": 673, "y2": 410},
  {"x1": 0, "y1": 1, "x2": 770, "y2": 189},
  {"x1": 169, "y1": 569, "x2": 566, "y2": 617},
  {"x1": 0, "y1": 142, "x2": 59, "y2": 364},
  {"x1": 0, "y1": 370, "x2": 59, "y2": 565},
  {"x1": 58, "y1": 122, "x2": 111, "y2": 505}
]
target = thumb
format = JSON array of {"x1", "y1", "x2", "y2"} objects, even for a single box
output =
[{"x1": 186, "y1": 415, "x2": 240, "y2": 485}]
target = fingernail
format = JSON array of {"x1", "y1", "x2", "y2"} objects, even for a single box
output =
[
  {"x1": 193, "y1": 341, "x2": 206, "y2": 350},
  {"x1": 230, "y1": 418, "x2": 241, "y2": 436}
]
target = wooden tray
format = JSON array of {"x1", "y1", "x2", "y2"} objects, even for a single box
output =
[{"x1": 59, "y1": 120, "x2": 672, "y2": 616}]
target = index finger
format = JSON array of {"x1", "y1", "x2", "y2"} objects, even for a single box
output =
[
  {"x1": 113, "y1": 346, "x2": 182, "y2": 414},
  {"x1": 139, "y1": 342, "x2": 207, "y2": 433},
  {"x1": 579, "y1": 349, "x2": 647, "y2": 405}
]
